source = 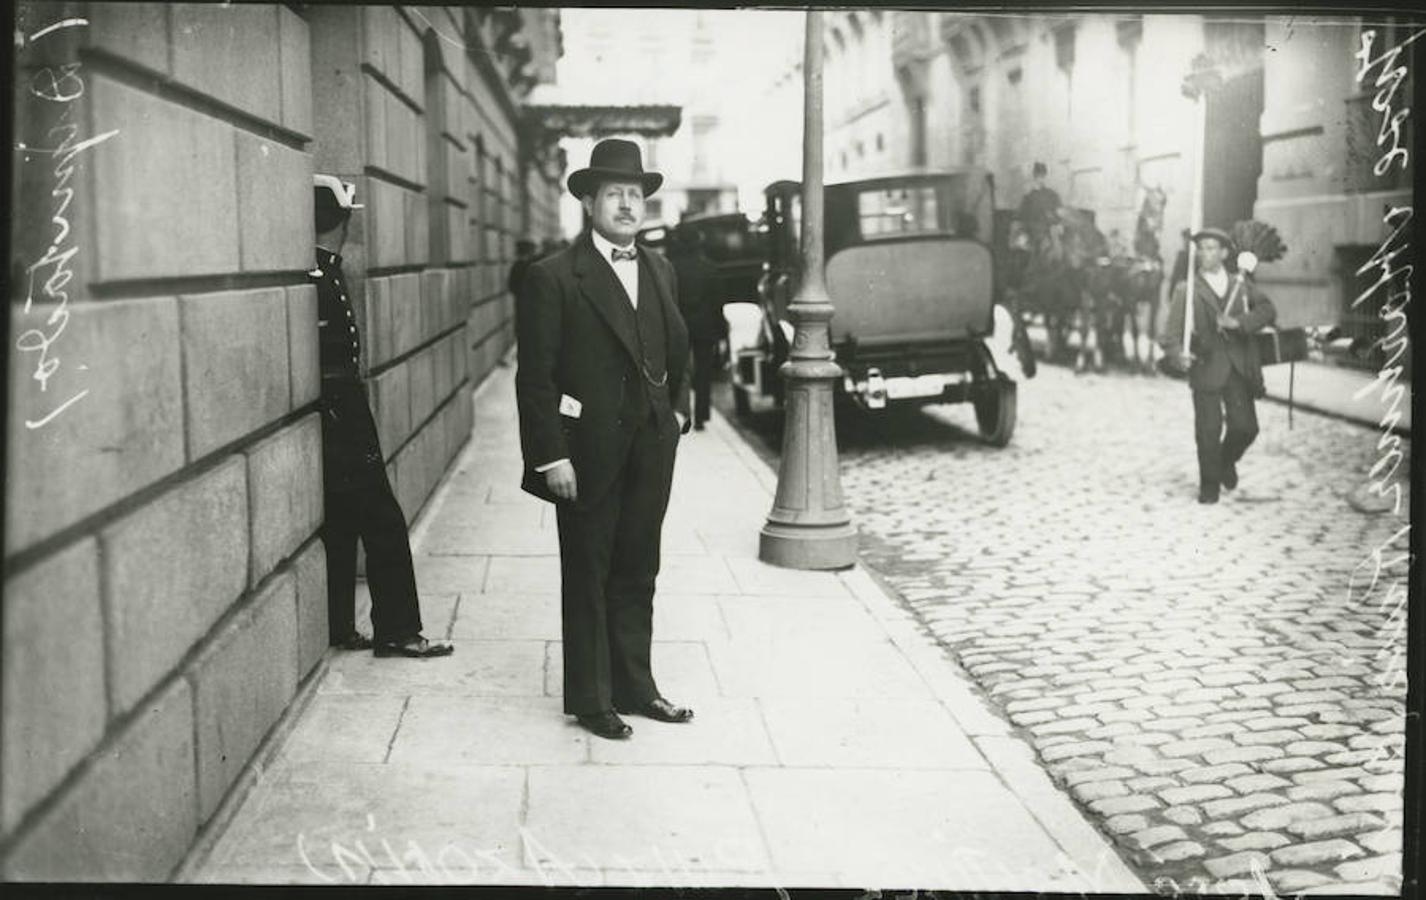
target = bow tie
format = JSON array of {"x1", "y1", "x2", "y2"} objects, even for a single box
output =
[{"x1": 610, "y1": 247, "x2": 637, "y2": 262}]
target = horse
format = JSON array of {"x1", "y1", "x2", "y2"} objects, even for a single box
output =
[{"x1": 1108, "y1": 186, "x2": 1168, "y2": 373}]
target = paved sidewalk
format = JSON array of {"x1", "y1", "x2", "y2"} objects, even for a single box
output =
[{"x1": 185, "y1": 359, "x2": 1144, "y2": 891}]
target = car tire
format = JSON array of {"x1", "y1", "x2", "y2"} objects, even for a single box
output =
[{"x1": 974, "y1": 378, "x2": 1016, "y2": 447}]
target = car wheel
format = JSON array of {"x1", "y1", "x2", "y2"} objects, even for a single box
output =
[{"x1": 974, "y1": 379, "x2": 1016, "y2": 447}]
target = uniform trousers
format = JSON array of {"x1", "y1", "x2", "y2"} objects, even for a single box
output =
[
  {"x1": 555, "y1": 411, "x2": 678, "y2": 715},
  {"x1": 320, "y1": 381, "x2": 424, "y2": 644},
  {"x1": 1191, "y1": 368, "x2": 1260, "y2": 491}
]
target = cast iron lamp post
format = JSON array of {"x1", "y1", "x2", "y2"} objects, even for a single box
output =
[{"x1": 759, "y1": 10, "x2": 858, "y2": 570}]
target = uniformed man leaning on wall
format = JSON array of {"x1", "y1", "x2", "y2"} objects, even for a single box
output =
[{"x1": 311, "y1": 175, "x2": 454, "y2": 658}]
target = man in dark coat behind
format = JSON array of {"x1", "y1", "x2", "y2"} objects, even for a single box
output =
[
  {"x1": 1160, "y1": 227, "x2": 1277, "y2": 504},
  {"x1": 667, "y1": 227, "x2": 722, "y2": 430},
  {"x1": 312, "y1": 174, "x2": 453, "y2": 658},
  {"x1": 514, "y1": 139, "x2": 694, "y2": 740}
]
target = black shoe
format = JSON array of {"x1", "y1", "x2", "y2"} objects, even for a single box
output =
[
  {"x1": 576, "y1": 711, "x2": 633, "y2": 740},
  {"x1": 617, "y1": 697, "x2": 694, "y2": 723},
  {"x1": 374, "y1": 635, "x2": 454, "y2": 658},
  {"x1": 1221, "y1": 462, "x2": 1238, "y2": 491},
  {"x1": 334, "y1": 631, "x2": 373, "y2": 651},
  {"x1": 693, "y1": 421, "x2": 706, "y2": 431},
  {"x1": 1198, "y1": 487, "x2": 1220, "y2": 504}
]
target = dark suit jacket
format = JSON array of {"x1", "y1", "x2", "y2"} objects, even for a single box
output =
[
  {"x1": 515, "y1": 233, "x2": 691, "y2": 508},
  {"x1": 1162, "y1": 271, "x2": 1277, "y2": 396}
]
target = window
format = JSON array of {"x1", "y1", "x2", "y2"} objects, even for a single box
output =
[
  {"x1": 968, "y1": 85, "x2": 982, "y2": 113},
  {"x1": 857, "y1": 186, "x2": 941, "y2": 238},
  {"x1": 876, "y1": 132, "x2": 884, "y2": 151}
]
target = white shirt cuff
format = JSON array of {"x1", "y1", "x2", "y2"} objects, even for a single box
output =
[{"x1": 535, "y1": 458, "x2": 570, "y2": 473}]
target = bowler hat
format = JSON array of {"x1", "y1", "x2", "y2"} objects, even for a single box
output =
[
  {"x1": 567, "y1": 139, "x2": 662, "y2": 199},
  {"x1": 1191, "y1": 227, "x2": 1234, "y2": 251}
]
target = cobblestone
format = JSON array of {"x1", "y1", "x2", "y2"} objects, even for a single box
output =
[
  {"x1": 1129, "y1": 825, "x2": 1187, "y2": 850},
  {"x1": 1150, "y1": 841, "x2": 1206, "y2": 863},
  {"x1": 1240, "y1": 802, "x2": 1334, "y2": 830},
  {"x1": 1204, "y1": 851, "x2": 1272, "y2": 879},
  {"x1": 1268, "y1": 870, "x2": 1335, "y2": 891},
  {"x1": 1159, "y1": 784, "x2": 1232, "y2": 806},
  {"x1": 1269, "y1": 839, "x2": 1365, "y2": 867},
  {"x1": 1334, "y1": 854, "x2": 1402, "y2": 883},
  {"x1": 760, "y1": 364, "x2": 1413, "y2": 896},
  {"x1": 1217, "y1": 832, "x2": 1291, "y2": 853},
  {"x1": 1286, "y1": 812, "x2": 1384, "y2": 841}
]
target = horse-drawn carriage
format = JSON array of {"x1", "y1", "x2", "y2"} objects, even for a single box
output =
[{"x1": 998, "y1": 188, "x2": 1168, "y2": 373}]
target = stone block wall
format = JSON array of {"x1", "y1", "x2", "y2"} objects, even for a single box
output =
[{"x1": 4, "y1": 1, "x2": 561, "y2": 880}]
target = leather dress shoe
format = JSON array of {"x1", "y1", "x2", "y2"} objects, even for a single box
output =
[
  {"x1": 576, "y1": 711, "x2": 633, "y2": 740},
  {"x1": 617, "y1": 697, "x2": 694, "y2": 723},
  {"x1": 334, "y1": 631, "x2": 373, "y2": 651},
  {"x1": 1221, "y1": 462, "x2": 1239, "y2": 491},
  {"x1": 374, "y1": 635, "x2": 454, "y2": 658},
  {"x1": 1198, "y1": 486, "x2": 1220, "y2": 505}
]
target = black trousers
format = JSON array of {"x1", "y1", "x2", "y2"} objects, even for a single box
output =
[
  {"x1": 1191, "y1": 368, "x2": 1260, "y2": 491},
  {"x1": 320, "y1": 382, "x2": 423, "y2": 644},
  {"x1": 554, "y1": 412, "x2": 679, "y2": 715},
  {"x1": 690, "y1": 337, "x2": 717, "y2": 425}
]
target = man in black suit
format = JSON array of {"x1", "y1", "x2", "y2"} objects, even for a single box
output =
[
  {"x1": 514, "y1": 139, "x2": 693, "y2": 740},
  {"x1": 312, "y1": 174, "x2": 453, "y2": 658},
  {"x1": 1161, "y1": 227, "x2": 1277, "y2": 504}
]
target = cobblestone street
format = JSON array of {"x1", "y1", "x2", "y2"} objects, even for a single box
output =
[{"x1": 717, "y1": 363, "x2": 1410, "y2": 895}]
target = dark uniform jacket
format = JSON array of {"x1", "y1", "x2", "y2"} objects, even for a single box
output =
[
  {"x1": 515, "y1": 233, "x2": 690, "y2": 508},
  {"x1": 311, "y1": 247, "x2": 380, "y2": 491},
  {"x1": 1163, "y1": 270, "x2": 1278, "y2": 396},
  {"x1": 670, "y1": 248, "x2": 723, "y2": 342}
]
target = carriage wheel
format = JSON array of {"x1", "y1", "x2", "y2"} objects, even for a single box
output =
[{"x1": 974, "y1": 379, "x2": 1017, "y2": 447}]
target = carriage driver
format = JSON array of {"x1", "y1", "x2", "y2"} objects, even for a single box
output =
[{"x1": 1161, "y1": 228, "x2": 1277, "y2": 505}]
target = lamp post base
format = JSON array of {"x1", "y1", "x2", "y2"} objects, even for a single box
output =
[{"x1": 759, "y1": 519, "x2": 858, "y2": 570}]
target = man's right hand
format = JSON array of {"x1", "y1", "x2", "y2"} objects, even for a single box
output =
[{"x1": 545, "y1": 461, "x2": 577, "y2": 502}]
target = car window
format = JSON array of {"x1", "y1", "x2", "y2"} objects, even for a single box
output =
[{"x1": 857, "y1": 186, "x2": 941, "y2": 238}]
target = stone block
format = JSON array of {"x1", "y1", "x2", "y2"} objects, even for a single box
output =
[
  {"x1": 447, "y1": 203, "x2": 472, "y2": 264},
  {"x1": 277, "y1": 6, "x2": 312, "y2": 136},
  {"x1": 360, "y1": 5, "x2": 393, "y2": 74},
  {"x1": 236, "y1": 133, "x2": 312, "y2": 273},
  {"x1": 245, "y1": 415, "x2": 323, "y2": 584},
  {"x1": 171, "y1": 3, "x2": 281, "y2": 123},
  {"x1": 385, "y1": 91, "x2": 420, "y2": 186},
  {"x1": 360, "y1": 275, "x2": 393, "y2": 369},
  {"x1": 396, "y1": 20, "x2": 423, "y2": 107},
  {"x1": 364, "y1": 177, "x2": 407, "y2": 269},
  {"x1": 421, "y1": 269, "x2": 450, "y2": 341},
  {"x1": 92, "y1": 76, "x2": 239, "y2": 281},
  {"x1": 1, "y1": 540, "x2": 105, "y2": 835},
  {"x1": 101, "y1": 458, "x2": 249, "y2": 715},
  {"x1": 410, "y1": 347, "x2": 437, "y2": 428},
  {"x1": 432, "y1": 333, "x2": 454, "y2": 404},
  {"x1": 389, "y1": 272, "x2": 422, "y2": 357},
  {"x1": 307, "y1": 5, "x2": 364, "y2": 174},
  {"x1": 1, "y1": 680, "x2": 196, "y2": 881},
  {"x1": 291, "y1": 540, "x2": 329, "y2": 678},
  {"x1": 406, "y1": 188, "x2": 430, "y2": 267},
  {"x1": 451, "y1": 326, "x2": 469, "y2": 387},
  {"x1": 191, "y1": 573, "x2": 299, "y2": 821},
  {"x1": 369, "y1": 363, "x2": 411, "y2": 454},
  {"x1": 286, "y1": 285, "x2": 320, "y2": 408},
  {"x1": 363, "y1": 74, "x2": 388, "y2": 172},
  {"x1": 6, "y1": 298, "x2": 184, "y2": 554},
  {"x1": 181, "y1": 288, "x2": 292, "y2": 458},
  {"x1": 87, "y1": 1, "x2": 170, "y2": 73}
]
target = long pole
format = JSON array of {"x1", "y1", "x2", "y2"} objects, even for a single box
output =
[
  {"x1": 759, "y1": 9, "x2": 857, "y2": 570},
  {"x1": 1183, "y1": 89, "x2": 1207, "y2": 358}
]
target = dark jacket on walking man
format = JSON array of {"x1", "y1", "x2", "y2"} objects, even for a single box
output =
[
  {"x1": 1161, "y1": 227, "x2": 1278, "y2": 504},
  {"x1": 668, "y1": 228, "x2": 722, "y2": 430},
  {"x1": 514, "y1": 139, "x2": 694, "y2": 741},
  {"x1": 312, "y1": 174, "x2": 453, "y2": 658},
  {"x1": 508, "y1": 239, "x2": 538, "y2": 301}
]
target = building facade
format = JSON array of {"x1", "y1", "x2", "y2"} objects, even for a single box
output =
[
  {"x1": 4, "y1": 2, "x2": 561, "y2": 879},
  {"x1": 815, "y1": 12, "x2": 1412, "y2": 345}
]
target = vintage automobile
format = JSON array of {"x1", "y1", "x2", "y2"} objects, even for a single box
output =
[
  {"x1": 639, "y1": 212, "x2": 765, "y2": 305},
  {"x1": 727, "y1": 169, "x2": 1020, "y2": 446}
]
